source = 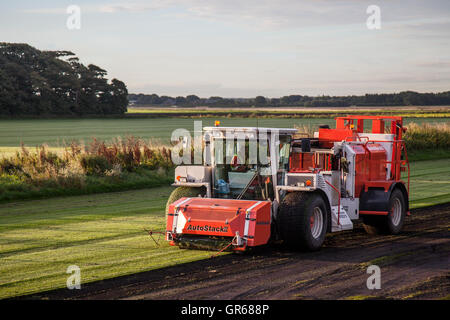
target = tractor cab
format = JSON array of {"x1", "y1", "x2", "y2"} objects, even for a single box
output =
[{"x1": 202, "y1": 126, "x2": 296, "y2": 201}]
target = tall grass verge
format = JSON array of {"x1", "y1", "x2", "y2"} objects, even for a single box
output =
[
  {"x1": 404, "y1": 122, "x2": 450, "y2": 161},
  {"x1": 0, "y1": 137, "x2": 174, "y2": 202},
  {"x1": 404, "y1": 122, "x2": 449, "y2": 150}
]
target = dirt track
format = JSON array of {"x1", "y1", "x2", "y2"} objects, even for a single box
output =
[{"x1": 27, "y1": 204, "x2": 450, "y2": 300}]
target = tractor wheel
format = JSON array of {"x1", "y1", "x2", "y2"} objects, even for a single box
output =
[
  {"x1": 362, "y1": 189, "x2": 406, "y2": 235},
  {"x1": 278, "y1": 192, "x2": 328, "y2": 251},
  {"x1": 165, "y1": 186, "x2": 206, "y2": 215}
]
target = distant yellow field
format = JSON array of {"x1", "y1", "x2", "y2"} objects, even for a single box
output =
[{"x1": 127, "y1": 105, "x2": 450, "y2": 118}]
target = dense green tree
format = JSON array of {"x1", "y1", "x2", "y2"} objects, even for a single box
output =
[
  {"x1": 186, "y1": 95, "x2": 200, "y2": 103},
  {"x1": 175, "y1": 96, "x2": 187, "y2": 105},
  {"x1": 128, "y1": 91, "x2": 450, "y2": 108},
  {"x1": 0, "y1": 42, "x2": 128, "y2": 116},
  {"x1": 270, "y1": 98, "x2": 280, "y2": 105},
  {"x1": 255, "y1": 96, "x2": 267, "y2": 106}
]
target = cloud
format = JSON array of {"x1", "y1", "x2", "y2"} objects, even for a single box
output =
[
  {"x1": 97, "y1": 1, "x2": 170, "y2": 13},
  {"x1": 23, "y1": 7, "x2": 67, "y2": 14},
  {"x1": 389, "y1": 19, "x2": 450, "y2": 41},
  {"x1": 128, "y1": 81, "x2": 269, "y2": 98},
  {"x1": 166, "y1": 0, "x2": 450, "y2": 30},
  {"x1": 23, "y1": 1, "x2": 170, "y2": 15},
  {"x1": 415, "y1": 61, "x2": 450, "y2": 68},
  {"x1": 177, "y1": 0, "x2": 364, "y2": 30},
  {"x1": 23, "y1": 0, "x2": 450, "y2": 30}
]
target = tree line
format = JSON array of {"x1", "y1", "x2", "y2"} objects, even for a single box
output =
[
  {"x1": 0, "y1": 43, "x2": 128, "y2": 116},
  {"x1": 129, "y1": 91, "x2": 450, "y2": 108}
]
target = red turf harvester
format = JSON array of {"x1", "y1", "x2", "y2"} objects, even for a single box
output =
[{"x1": 166, "y1": 116, "x2": 410, "y2": 252}]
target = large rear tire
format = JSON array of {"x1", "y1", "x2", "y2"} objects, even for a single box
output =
[
  {"x1": 278, "y1": 192, "x2": 328, "y2": 251},
  {"x1": 165, "y1": 186, "x2": 206, "y2": 215},
  {"x1": 362, "y1": 188, "x2": 406, "y2": 235}
]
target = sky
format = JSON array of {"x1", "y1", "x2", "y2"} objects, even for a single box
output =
[{"x1": 1, "y1": 0, "x2": 449, "y2": 97}]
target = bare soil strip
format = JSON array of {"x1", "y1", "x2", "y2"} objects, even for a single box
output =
[{"x1": 23, "y1": 203, "x2": 450, "y2": 300}]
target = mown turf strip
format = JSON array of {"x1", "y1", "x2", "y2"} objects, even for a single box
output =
[
  {"x1": 0, "y1": 187, "x2": 213, "y2": 299},
  {"x1": 408, "y1": 159, "x2": 450, "y2": 208}
]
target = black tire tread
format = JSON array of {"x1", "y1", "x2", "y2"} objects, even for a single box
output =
[
  {"x1": 278, "y1": 192, "x2": 327, "y2": 251},
  {"x1": 362, "y1": 188, "x2": 406, "y2": 235}
]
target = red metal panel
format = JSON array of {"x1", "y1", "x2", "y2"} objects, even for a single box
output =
[
  {"x1": 366, "y1": 144, "x2": 387, "y2": 181},
  {"x1": 167, "y1": 198, "x2": 271, "y2": 249},
  {"x1": 372, "y1": 120, "x2": 385, "y2": 133},
  {"x1": 319, "y1": 128, "x2": 354, "y2": 141},
  {"x1": 319, "y1": 128, "x2": 354, "y2": 148},
  {"x1": 289, "y1": 152, "x2": 314, "y2": 172},
  {"x1": 244, "y1": 201, "x2": 271, "y2": 247},
  {"x1": 336, "y1": 118, "x2": 346, "y2": 129},
  {"x1": 357, "y1": 119, "x2": 364, "y2": 133},
  {"x1": 351, "y1": 143, "x2": 388, "y2": 197},
  {"x1": 360, "y1": 210, "x2": 388, "y2": 216}
]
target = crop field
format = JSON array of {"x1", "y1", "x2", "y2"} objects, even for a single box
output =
[
  {"x1": 126, "y1": 106, "x2": 450, "y2": 117},
  {"x1": 0, "y1": 158, "x2": 448, "y2": 299},
  {"x1": 0, "y1": 117, "x2": 449, "y2": 148}
]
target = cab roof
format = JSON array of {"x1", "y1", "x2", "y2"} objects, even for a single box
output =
[{"x1": 203, "y1": 127, "x2": 298, "y2": 135}]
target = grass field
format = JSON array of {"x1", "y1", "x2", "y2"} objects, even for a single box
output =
[
  {"x1": 0, "y1": 158, "x2": 448, "y2": 299},
  {"x1": 0, "y1": 187, "x2": 212, "y2": 299},
  {"x1": 0, "y1": 117, "x2": 449, "y2": 148},
  {"x1": 408, "y1": 159, "x2": 450, "y2": 208}
]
